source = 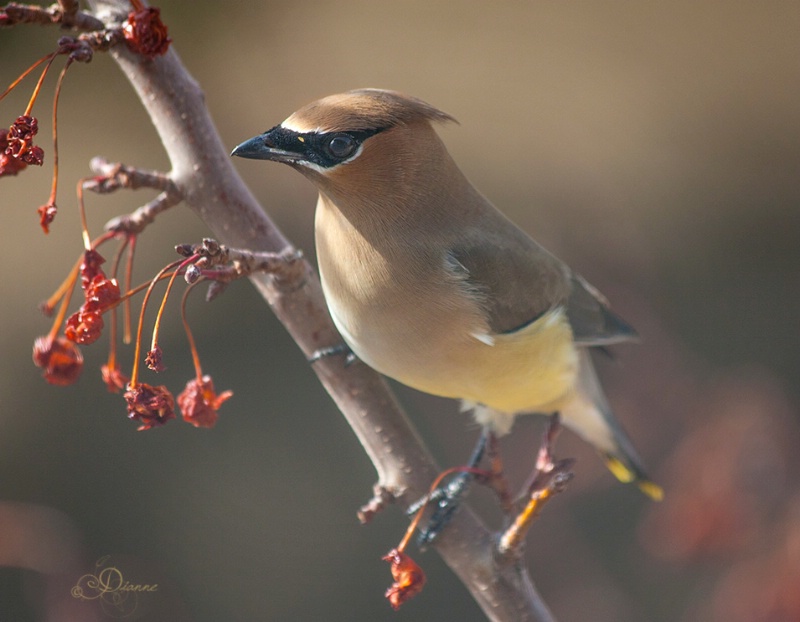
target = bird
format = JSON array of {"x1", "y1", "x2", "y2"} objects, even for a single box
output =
[{"x1": 231, "y1": 89, "x2": 663, "y2": 519}]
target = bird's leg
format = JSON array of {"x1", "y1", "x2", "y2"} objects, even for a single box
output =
[
  {"x1": 486, "y1": 432, "x2": 515, "y2": 517},
  {"x1": 308, "y1": 343, "x2": 357, "y2": 365},
  {"x1": 410, "y1": 427, "x2": 491, "y2": 548},
  {"x1": 497, "y1": 413, "x2": 574, "y2": 557},
  {"x1": 517, "y1": 413, "x2": 563, "y2": 498}
]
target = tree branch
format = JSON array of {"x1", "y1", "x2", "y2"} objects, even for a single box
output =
[{"x1": 80, "y1": 2, "x2": 557, "y2": 619}]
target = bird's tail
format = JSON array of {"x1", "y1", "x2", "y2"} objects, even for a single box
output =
[{"x1": 560, "y1": 349, "x2": 663, "y2": 501}]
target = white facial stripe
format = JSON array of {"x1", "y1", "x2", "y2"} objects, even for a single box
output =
[
  {"x1": 280, "y1": 120, "x2": 321, "y2": 133},
  {"x1": 295, "y1": 143, "x2": 365, "y2": 174}
]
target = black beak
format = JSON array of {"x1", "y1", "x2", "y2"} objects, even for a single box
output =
[{"x1": 230, "y1": 130, "x2": 303, "y2": 164}]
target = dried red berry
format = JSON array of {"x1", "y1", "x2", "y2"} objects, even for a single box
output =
[
  {"x1": 382, "y1": 548, "x2": 426, "y2": 610},
  {"x1": 32, "y1": 336, "x2": 83, "y2": 386},
  {"x1": 122, "y1": 7, "x2": 171, "y2": 59},
  {"x1": 80, "y1": 249, "x2": 106, "y2": 287},
  {"x1": 1, "y1": 127, "x2": 29, "y2": 176},
  {"x1": 124, "y1": 383, "x2": 176, "y2": 430},
  {"x1": 145, "y1": 345, "x2": 165, "y2": 372},
  {"x1": 21, "y1": 144, "x2": 44, "y2": 166},
  {"x1": 64, "y1": 309, "x2": 104, "y2": 345},
  {"x1": 4, "y1": 116, "x2": 43, "y2": 166},
  {"x1": 101, "y1": 364, "x2": 129, "y2": 393},
  {"x1": 0, "y1": 128, "x2": 28, "y2": 177},
  {"x1": 177, "y1": 375, "x2": 232, "y2": 429},
  {"x1": 7, "y1": 115, "x2": 38, "y2": 146},
  {"x1": 0, "y1": 151, "x2": 28, "y2": 176},
  {"x1": 84, "y1": 274, "x2": 121, "y2": 311},
  {"x1": 38, "y1": 203, "x2": 57, "y2": 234}
]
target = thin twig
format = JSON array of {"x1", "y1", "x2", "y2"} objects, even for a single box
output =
[
  {"x1": 1, "y1": 1, "x2": 105, "y2": 30},
  {"x1": 178, "y1": 238, "x2": 305, "y2": 288},
  {"x1": 82, "y1": 159, "x2": 182, "y2": 235},
  {"x1": 104, "y1": 191, "x2": 182, "y2": 235},
  {"x1": 88, "y1": 157, "x2": 176, "y2": 193}
]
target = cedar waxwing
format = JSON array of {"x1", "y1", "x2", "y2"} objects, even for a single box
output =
[{"x1": 232, "y1": 89, "x2": 662, "y2": 503}]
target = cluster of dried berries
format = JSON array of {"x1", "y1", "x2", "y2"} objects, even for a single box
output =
[
  {"x1": 31, "y1": 238, "x2": 233, "y2": 431},
  {"x1": 124, "y1": 375, "x2": 233, "y2": 432},
  {"x1": 1, "y1": 51, "x2": 69, "y2": 228},
  {"x1": 107, "y1": 243, "x2": 232, "y2": 430},
  {"x1": 122, "y1": 4, "x2": 171, "y2": 59},
  {"x1": 64, "y1": 250, "x2": 120, "y2": 345},
  {"x1": 2, "y1": 2, "x2": 171, "y2": 228}
]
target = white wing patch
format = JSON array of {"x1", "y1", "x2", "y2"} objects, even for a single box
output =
[{"x1": 471, "y1": 332, "x2": 495, "y2": 346}]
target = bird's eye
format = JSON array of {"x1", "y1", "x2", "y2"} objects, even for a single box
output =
[{"x1": 325, "y1": 134, "x2": 357, "y2": 159}]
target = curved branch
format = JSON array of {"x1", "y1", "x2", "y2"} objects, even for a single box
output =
[{"x1": 83, "y1": 2, "x2": 557, "y2": 620}]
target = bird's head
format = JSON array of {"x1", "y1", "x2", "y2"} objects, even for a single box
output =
[{"x1": 231, "y1": 89, "x2": 457, "y2": 198}]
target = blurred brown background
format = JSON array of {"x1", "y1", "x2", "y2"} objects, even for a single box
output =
[{"x1": 1, "y1": 1, "x2": 799, "y2": 620}]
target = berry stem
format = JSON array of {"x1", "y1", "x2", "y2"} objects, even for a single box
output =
[
  {"x1": 42, "y1": 255, "x2": 82, "y2": 315},
  {"x1": 76, "y1": 180, "x2": 92, "y2": 251},
  {"x1": 149, "y1": 254, "x2": 200, "y2": 358},
  {"x1": 23, "y1": 52, "x2": 59, "y2": 117},
  {"x1": 0, "y1": 53, "x2": 53, "y2": 103},
  {"x1": 48, "y1": 262, "x2": 79, "y2": 342},
  {"x1": 106, "y1": 234, "x2": 131, "y2": 372},
  {"x1": 46, "y1": 58, "x2": 74, "y2": 209},
  {"x1": 129, "y1": 260, "x2": 184, "y2": 387},
  {"x1": 180, "y1": 282, "x2": 204, "y2": 381},
  {"x1": 123, "y1": 235, "x2": 137, "y2": 344}
]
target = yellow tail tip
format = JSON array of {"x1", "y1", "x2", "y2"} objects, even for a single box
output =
[
  {"x1": 603, "y1": 455, "x2": 635, "y2": 483},
  {"x1": 637, "y1": 480, "x2": 664, "y2": 502},
  {"x1": 603, "y1": 455, "x2": 664, "y2": 501}
]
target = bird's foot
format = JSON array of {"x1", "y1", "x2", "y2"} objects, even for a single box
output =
[
  {"x1": 308, "y1": 343, "x2": 357, "y2": 365},
  {"x1": 407, "y1": 428, "x2": 492, "y2": 548},
  {"x1": 411, "y1": 469, "x2": 483, "y2": 548},
  {"x1": 497, "y1": 413, "x2": 574, "y2": 557}
]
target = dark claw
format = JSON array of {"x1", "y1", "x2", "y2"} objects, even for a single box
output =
[
  {"x1": 408, "y1": 428, "x2": 491, "y2": 548},
  {"x1": 415, "y1": 471, "x2": 476, "y2": 547},
  {"x1": 406, "y1": 488, "x2": 445, "y2": 517}
]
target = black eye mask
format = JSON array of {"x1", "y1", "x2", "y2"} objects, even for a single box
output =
[{"x1": 262, "y1": 126, "x2": 383, "y2": 168}]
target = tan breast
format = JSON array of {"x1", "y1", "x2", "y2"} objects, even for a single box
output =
[{"x1": 314, "y1": 194, "x2": 578, "y2": 414}]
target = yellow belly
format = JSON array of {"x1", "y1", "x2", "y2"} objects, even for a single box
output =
[{"x1": 389, "y1": 308, "x2": 579, "y2": 415}]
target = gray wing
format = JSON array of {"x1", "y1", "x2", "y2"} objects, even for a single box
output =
[
  {"x1": 447, "y1": 222, "x2": 572, "y2": 334},
  {"x1": 447, "y1": 226, "x2": 636, "y2": 344},
  {"x1": 566, "y1": 274, "x2": 638, "y2": 345}
]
